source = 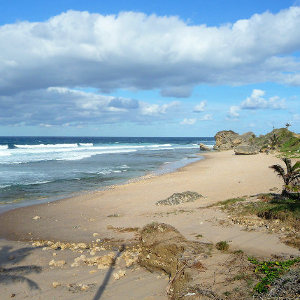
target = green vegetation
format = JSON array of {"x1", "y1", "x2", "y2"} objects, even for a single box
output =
[
  {"x1": 219, "y1": 194, "x2": 300, "y2": 248},
  {"x1": 210, "y1": 197, "x2": 246, "y2": 208},
  {"x1": 236, "y1": 196, "x2": 299, "y2": 227},
  {"x1": 253, "y1": 128, "x2": 300, "y2": 157},
  {"x1": 269, "y1": 157, "x2": 300, "y2": 198},
  {"x1": 248, "y1": 257, "x2": 300, "y2": 293},
  {"x1": 216, "y1": 241, "x2": 229, "y2": 251}
]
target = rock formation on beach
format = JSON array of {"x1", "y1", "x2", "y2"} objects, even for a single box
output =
[
  {"x1": 213, "y1": 130, "x2": 256, "y2": 151},
  {"x1": 199, "y1": 143, "x2": 212, "y2": 151},
  {"x1": 213, "y1": 128, "x2": 300, "y2": 155}
]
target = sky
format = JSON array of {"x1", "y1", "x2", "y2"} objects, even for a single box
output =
[{"x1": 0, "y1": 0, "x2": 300, "y2": 137}]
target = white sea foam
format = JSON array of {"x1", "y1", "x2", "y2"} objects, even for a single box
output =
[
  {"x1": 0, "y1": 142, "x2": 200, "y2": 165},
  {"x1": 0, "y1": 145, "x2": 8, "y2": 149},
  {"x1": 15, "y1": 143, "x2": 79, "y2": 149}
]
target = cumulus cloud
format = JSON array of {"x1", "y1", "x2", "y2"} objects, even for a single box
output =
[
  {"x1": 140, "y1": 101, "x2": 180, "y2": 116},
  {"x1": 0, "y1": 87, "x2": 179, "y2": 126},
  {"x1": 0, "y1": 7, "x2": 300, "y2": 97},
  {"x1": 180, "y1": 118, "x2": 196, "y2": 125},
  {"x1": 200, "y1": 114, "x2": 213, "y2": 121},
  {"x1": 227, "y1": 106, "x2": 240, "y2": 119},
  {"x1": 241, "y1": 89, "x2": 285, "y2": 109},
  {"x1": 193, "y1": 101, "x2": 207, "y2": 112}
]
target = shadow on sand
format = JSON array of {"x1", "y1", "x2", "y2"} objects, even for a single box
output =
[
  {"x1": 0, "y1": 245, "x2": 42, "y2": 290},
  {"x1": 93, "y1": 244, "x2": 125, "y2": 300}
]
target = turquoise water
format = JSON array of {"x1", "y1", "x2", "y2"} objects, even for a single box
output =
[{"x1": 0, "y1": 136, "x2": 214, "y2": 212}]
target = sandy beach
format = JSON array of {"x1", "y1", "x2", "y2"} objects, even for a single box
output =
[{"x1": 0, "y1": 150, "x2": 299, "y2": 299}]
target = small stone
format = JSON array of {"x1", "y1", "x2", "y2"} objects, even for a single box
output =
[
  {"x1": 49, "y1": 259, "x2": 66, "y2": 267},
  {"x1": 32, "y1": 216, "x2": 41, "y2": 220},
  {"x1": 93, "y1": 233, "x2": 99, "y2": 237},
  {"x1": 113, "y1": 270, "x2": 126, "y2": 280},
  {"x1": 53, "y1": 253, "x2": 57, "y2": 256},
  {"x1": 89, "y1": 270, "x2": 97, "y2": 274},
  {"x1": 80, "y1": 284, "x2": 89, "y2": 291},
  {"x1": 52, "y1": 282, "x2": 61, "y2": 288}
]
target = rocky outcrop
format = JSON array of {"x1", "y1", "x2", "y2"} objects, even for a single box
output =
[
  {"x1": 234, "y1": 144, "x2": 259, "y2": 155},
  {"x1": 213, "y1": 130, "x2": 255, "y2": 151},
  {"x1": 199, "y1": 143, "x2": 212, "y2": 151},
  {"x1": 156, "y1": 191, "x2": 202, "y2": 206}
]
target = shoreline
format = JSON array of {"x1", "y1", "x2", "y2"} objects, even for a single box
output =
[
  {"x1": 0, "y1": 152, "x2": 204, "y2": 215},
  {"x1": 0, "y1": 150, "x2": 297, "y2": 255}
]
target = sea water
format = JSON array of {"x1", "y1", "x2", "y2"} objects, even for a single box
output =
[{"x1": 0, "y1": 136, "x2": 214, "y2": 212}]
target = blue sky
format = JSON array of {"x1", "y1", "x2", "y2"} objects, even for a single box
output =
[{"x1": 0, "y1": 0, "x2": 299, "y2": 136}]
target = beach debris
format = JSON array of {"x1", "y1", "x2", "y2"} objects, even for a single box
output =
[
  {"x1": 52, "y1": 281, "x2": 61, "y2": 288},
  {"x1": 107, "y1": 213, "x2": 121, "y2": 217},
  {"x1": 107, "y1": 225, "x2": 139, "y2": 233},
  {"x1": 67, "y1": 283, "x2": 95, "y2": 293},
  {"x1": 49, "y1": 259, "x2": 66, "y2": 267},
  {"x1": 71, "y1": 253, "x2": 115, "y2": 269},
  {"x1": 156, "y1": 191, "x2": 202, "y2": 206},
  {"x1": 113, "y1": 269, "x2": 126, "y2": 280},
  {"x1": 32, "y1": 240, "x2": 90, "y2": 252},
  {"x1": 32, "y1": 216, "x2": 41, "y2": 220}
]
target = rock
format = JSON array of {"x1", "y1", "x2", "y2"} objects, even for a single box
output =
[
  {"x1": 32, "y1": 216, "x2": 41, "y2": 220},
  {"x1": 213, "y1": 130, "x2": 240, "y2": 150},
  {"x1": 49, "y1": 259, "x2": 66, "y2": 267},
  {"x1": 199, "y1": 143, "x2": 211, "y2": 151},
  {"x1": 80, "y1": 284, "x2": 89, "y2": 291},
  {"x1": 156, "y1": 191, "x2": 202, "y2": 206},
  {"x1": 113, "y1": 269, "x2": 126, "y2": 280},
  {"x1": 52, "y1": 282, "x2": 61, "y2": 288},
  {"x1": 214, "y1": 130, "x2": 256, "y2": 151},
  {"x1": 234, "y1": 144, "x2": 259, "y2": 155}
]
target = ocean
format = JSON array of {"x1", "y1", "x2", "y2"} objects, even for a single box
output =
[{"x1": 0, "y1": 136, "x2": 214, "y2": 212}]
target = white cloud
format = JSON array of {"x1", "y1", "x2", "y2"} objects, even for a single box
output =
[
  {"x1": 241, "y1": 89, "x2": 285, "y2": 109},
  {"x1": 0, "y1": 87, "x2": 179, "y2": 126},
  {"x1": 193, "y1": 101, "x2": 207, "y2": 112},
  {"x1": 200, "y1": 114, "x2": 213, "y2": 121},
  {"x1": 140, "y1": 101, "x2": 180, "y2": 116},
  {"x1": 227, "y1": 106, "x2": 240, "y2": 118},
  {"x1": 180, "y1": 118, "x2": 196, "y2": 125},
  {"x1": 0, "y1": 7, "x2": 300, "y2": 97}
]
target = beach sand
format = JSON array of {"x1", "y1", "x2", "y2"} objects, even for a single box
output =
[{"x1": 0, "y1": 150, "x2": 299, "y2": 299}]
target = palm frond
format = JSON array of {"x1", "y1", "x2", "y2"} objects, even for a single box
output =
[
  {"x1": 270, "y1": 164, "x2": 285, "y2": 178},
  {"x1": 282, "y1": 157, "x2": 292, "y2": 174},
  {"x1": 292, "y1": 161, "x2": 300, "y2": 172}
]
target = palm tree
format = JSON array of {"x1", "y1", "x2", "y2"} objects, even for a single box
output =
[{"x1": 270, "y1": 158, "x2": 300, "y2": 197}]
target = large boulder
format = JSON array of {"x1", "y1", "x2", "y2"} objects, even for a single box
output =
[
  {"x1": 213, "y1": 130, "x2": 255, "y2": 151},
  {"x1": 199, "y1": 143, "x2": 212, "y2": 151},
  {"x1": 234, "y1": 144, "x2": 259, "y2": 155},
  {"x1": 213, "y1": 130, "x2": 239, "y2": 150}
]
